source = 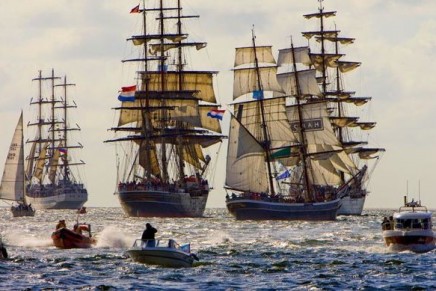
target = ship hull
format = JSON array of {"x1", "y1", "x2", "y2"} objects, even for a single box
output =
[
  {"x1": 26, "y1": 192, "x2": 87, "y2": 210},
  {"x1": 337, "y1": 196, "x2": 366, "y2": 215},
  {"x1": 383, "y1": 230, "x2": 435, "y2": 253},
  {"x1": 226, "y1": 198, "x2": 341, "y2": 221},
  {"x1": 118, "y1": 190, "x2": 208, "y2": 218}
]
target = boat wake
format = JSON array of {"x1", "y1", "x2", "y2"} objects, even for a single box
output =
[
  {"x1": 95, "y1": 226, "x2": 135, "y2": 248},
  {"x1": 5, "y1": 232, "x2": 52, "y2": 247}
]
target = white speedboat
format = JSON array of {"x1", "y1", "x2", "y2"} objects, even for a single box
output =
[
  {"x1": 382, "y1": 197, "x2": 435, "y2": 253},
  {"x1": 126, "y1": 239, "x2": 199, "y2": 268}
]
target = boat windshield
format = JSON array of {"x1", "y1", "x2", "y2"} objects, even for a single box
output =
[
  {"x1": 394, "y1": 218, "x2": 431, "y2": 230},
  {"x1": 132, "y1": 239, "x2": 180, "y2": 249}
]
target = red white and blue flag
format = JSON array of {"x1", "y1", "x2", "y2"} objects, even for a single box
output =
[
  {"x1": 118, "y1": 85, "x2": 136, "y2": 102},
  {"x1": 207, "y1": 109, "x2": 225, "y2": 120},
  {"x1": 59, "y1": 148, "x2": 68, "y2": 155}
]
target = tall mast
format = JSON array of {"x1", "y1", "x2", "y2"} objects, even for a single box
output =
[
  {"x1": 56, "y1": 76, "x2": 76, "y2": 180},
  {"x1": 176, "y1": 0, "x2": 185, "y2": 182},
  {"x1": 290, "y1": 40, "x2": 314, "y2": 202},
  {"x1": 318, "y1": 0, "x2": 328, "y2": 95},
  {"x1": 251, "y1": 29, "x2": 275, "y2": 195},
  {"x1": 159, "y1": 0, "x2": 169, "y2": 183}
]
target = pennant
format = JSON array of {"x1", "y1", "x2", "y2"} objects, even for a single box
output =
[
  {"x1": 207, "y1": 109, "x2": 225, "y2": 120},
  {"x1": 118, "y1": 85, "x2": 136, "y2": 102},
  {"x1": 130, "y1": 4, "x2": 140, "y2": 13}
]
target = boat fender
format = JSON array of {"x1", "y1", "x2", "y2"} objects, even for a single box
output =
[{"x1": 190, "y1": 253, "x2": 199, "y2": 261}]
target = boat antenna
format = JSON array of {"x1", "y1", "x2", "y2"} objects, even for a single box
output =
[{"x1": 418, "y1": 180, "x2": 421, "y2": 204}]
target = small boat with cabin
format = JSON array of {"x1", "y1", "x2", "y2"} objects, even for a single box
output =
[
  {"x1": 382, "y1": 196, "x2": 435, "y2": 253},
  {"x1": 126, "y1": 239, "x2": 199, "y2": 268}
]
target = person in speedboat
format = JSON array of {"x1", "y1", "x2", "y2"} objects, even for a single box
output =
[{"x1": 142, "y1": 223, "x2": 157, "y2": 247}]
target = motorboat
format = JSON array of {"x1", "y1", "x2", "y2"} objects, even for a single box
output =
[
  {"x1": 382, "y1": 197, "x2": 435, "y2": 253},
  {"x1": 52, "y1": 222, "x2": 96, "y2": 249},
  {"x1": 126, "y1": 239, "x2": 199, "y2": 268}
]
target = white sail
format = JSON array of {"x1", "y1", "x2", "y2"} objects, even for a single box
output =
[
  {"x1": 286, "y1": 102, "x2": 357, "y2": 178},
  {"x1": 0, "y1": 113, "x2": 25, "y2": 202},
  {"x1": 233, "y1": 66, "x2": 284, "y2": 99},
  {"x1": 277, "y1": 69, "x2": 322, "y2": 97},
  {"x1": 277, "y1": 46, "x2": 312, "y2": 66},
  {"x1": 234, "y1": 46, "x2": 276, "y2": 67},
  {"x1": 225, "y1": 116, "x2": 268, "y2": 193},
  {"x1": 286, "y1": 102, "x2": 339, "y2": 146},
  {"x1": 234, "y1": 97, "x2": 297, "y2": 148}
]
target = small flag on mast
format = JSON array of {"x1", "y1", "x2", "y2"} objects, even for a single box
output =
[{"x1": 130, "y1": 4, "x2": 140, "y2": 13}]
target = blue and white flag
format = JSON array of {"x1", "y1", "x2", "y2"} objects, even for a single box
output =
[{"x1": 276, "y1": 169, "x2": 290, "y2": 180}]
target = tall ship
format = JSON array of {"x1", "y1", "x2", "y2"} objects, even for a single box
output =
[
  {"x1": 301, "y1": 1, "x2": 385, "y2": 215},
  {"x1": 25, "y1": 69, "x2": 88, "y2": 209},
  {"x1": 225, "y1": 29, "x2": 366, "y2": 221},
  {"x1": 0, "y1": 113, "x2": 36, "y2": 217},
  {"x1": 106, "y1": 1, "x2": 225, "y2": 217}
]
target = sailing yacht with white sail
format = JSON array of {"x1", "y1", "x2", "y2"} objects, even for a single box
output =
[
  {"x1": 0, "y1": 113, "x2": 35, "y2": 217},
  {"x1": 106, "y1": 1, "x2": 225, "y2": 217},
  {"x1": 301, "y1": 1, "x2": 385, "y2": 215},
  {"x1": 25, "y1": 70, "x2": 88, "y2": 209}
]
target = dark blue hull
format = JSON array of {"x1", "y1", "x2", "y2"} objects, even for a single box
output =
[
  {"x1": 226, "y1": 199, "x2": 341, "y2": 221},
  {"x1": 118, "y1": 190, "x2": 208, "y2": 218}
]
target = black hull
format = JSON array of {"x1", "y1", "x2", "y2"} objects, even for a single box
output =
[
  {"x1": 118, "y1": 190, "x2": 208, "y2": 218},
  {"x1": 226, "y1": 199, "x2": 341, "y2": 221}
]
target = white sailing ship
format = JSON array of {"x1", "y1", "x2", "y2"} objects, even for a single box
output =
[
  {"x1": 225, "y1": 29, "x2": 367, "y2": 221},
  {"x1": 301, "y1": 2, "x2": 385, "y2": 215},
  {"x1": 25, "y1": 70, "x2": 88, "y2": 209}
]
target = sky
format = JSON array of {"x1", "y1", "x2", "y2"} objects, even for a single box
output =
[{"x1": 1, "y1": 0, "x2": 436, "y2": 209}]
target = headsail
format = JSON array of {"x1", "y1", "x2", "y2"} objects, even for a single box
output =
[{"x1": 0, "y1": 113, "x2": 26, "y2": 202}]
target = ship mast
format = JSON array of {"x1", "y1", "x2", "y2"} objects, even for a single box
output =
[
  {"x1": 318, "y1": 0, "x2": 327, "y2": 94},
  {"x1": 289, "y1": 40, "x2": 313, "y2": 202},
  {"x1": 251, "y1": 29, "x2": 276, "y2": 195},
  {"x1": 54, "y1": 76, "x2": 77, "y2": 181}
]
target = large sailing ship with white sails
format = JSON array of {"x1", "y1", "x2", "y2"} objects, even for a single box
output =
[
  {"x1": 225, "y1": 29, "x2": 360, "y2": 221},
  {"x1": 25, "y1": 70, "x2": 88, "y2": 210},
  {"x1": 106, "y1": 1, "x2": 225, "y2": 217},
  {"x1": 225, "y1": 2, "x2": 384, "y2": 219},
  {"x1": 301, "y1": 1, "x2": 384, "y2": 215}
]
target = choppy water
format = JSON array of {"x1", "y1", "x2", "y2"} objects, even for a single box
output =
[{"x1": 0, "y1": 208, "x2": 435, "y2": 290}]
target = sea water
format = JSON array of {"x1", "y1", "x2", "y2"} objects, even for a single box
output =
[{"x1": 0, "y1": 208, "x2": 435, "y2": 290}]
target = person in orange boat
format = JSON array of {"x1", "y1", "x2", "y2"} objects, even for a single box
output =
[{"x1": 56, "y1": 220, "x2": 66, "y2": 230}]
